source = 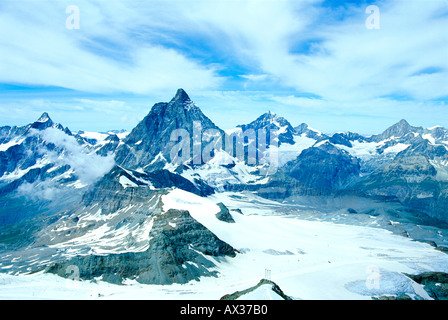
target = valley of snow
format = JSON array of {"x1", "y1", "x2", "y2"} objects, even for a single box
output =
[{"x1": 1, "y1": 188, "x2": 447, "y2": 300}]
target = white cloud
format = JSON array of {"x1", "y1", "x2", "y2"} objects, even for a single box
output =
[
  {"x1": 251, "y1": 0, "x2": 448, "y2": 103},
  {"x1": 0, "y1": 0, "x2": 222, "y2": 94},
  {"x1": 172, "y1": 0, "x2": 448, "y2": 102},
  {"x1": 16, "y1": 127, "x2": 115, "y2": 200},
  {"x1": 0, "y1": 0, "x2": 446, "y2": 134},
  {"x1": 39, "y1": 128, "x2": 115, "y2": 185},
  {"x1": 240, "y1": 74, "x2": 269, "y2": 82}
]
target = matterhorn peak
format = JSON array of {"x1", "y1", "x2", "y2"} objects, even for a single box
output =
[
  {"x1": 168, "y1": 88, "x2": 200, "y2": 113},
  {"x1": 171, "y1": 88, "x2": 191, "y2": 104},
  {"x1": 395, "y1": 119, "x2": 410, "y2": 127}
]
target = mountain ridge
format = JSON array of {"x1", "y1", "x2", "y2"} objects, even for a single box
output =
[{"x1": 1, "y1": 88, "x2": 448, "y2": 291}]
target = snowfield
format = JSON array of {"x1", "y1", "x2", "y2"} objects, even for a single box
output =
[{"x1": 1, "y1": 188, "x2": 448, "y2": 300}]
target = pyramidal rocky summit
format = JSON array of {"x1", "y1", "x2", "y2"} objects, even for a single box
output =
[{"x1": 1, "y1": 89, "x2": 448, "y2": 300}]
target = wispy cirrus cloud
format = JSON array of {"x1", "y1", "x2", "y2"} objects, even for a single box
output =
[
  {"x1": 224, "y1": 0, "x2": 448, "y2": 104},
  {"x1": 0, "y1": 0, "x2": 223, "y2": 94}
]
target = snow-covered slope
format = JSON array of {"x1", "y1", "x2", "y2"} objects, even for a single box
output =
[
  {"x1": 1, "y1": 188, "x2": 448, "y2": 299},
  {"x1": 0, "y1": 113, "x2": 115, "y2": 225},
  {"x1": 1, "y1": 89, "x2": 448, "y2": 300}
]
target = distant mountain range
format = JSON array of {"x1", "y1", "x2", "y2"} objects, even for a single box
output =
[{"x1": 1, "y1": 88, "x2": 448, "y2": 288}]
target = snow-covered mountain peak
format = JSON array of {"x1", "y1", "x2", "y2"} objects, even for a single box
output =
[
  {"x1": 370, "y1": 119, "x2": 422, "y2": 142},
  {"x1": 36, "y1": 112, "x2": 52, "y2": 124},
  {"x1": 169, "y1": 88, "x2": 200, "y2": 113},
  {"x1": 171, "y1": 88, "x2": 191, "y2": 103},
  {"x1": 30, "y1": 112, "x2": 59, "y2": 131},
  {"x1": 293, "y1": 123, "x2": 326, "y2": 141},
  {"x1": 383, "y1": 118, "x2": 413, "y2": 137},
  {"x1": 114, "y1": 89, "x2": 223, "y2": 169},
  {"x1": 235, "y1": 111, "x2": 296, "y2": 146},
  {"x1": 251, "y1": 111, "x2": 287, "y2": 127}
]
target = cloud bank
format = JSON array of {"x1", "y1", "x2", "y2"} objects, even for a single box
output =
[{"x1": 18, "y1": 128, "x2": 115, "y2": 200}]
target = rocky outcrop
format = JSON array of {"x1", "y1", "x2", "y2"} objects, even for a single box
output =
[
  {"x1": 356, "y1": 137, "x2": 448, "y2": 221},
  {"x1": 368, "y1": 119, "x2": 422, "y2": 143},
  {"x1": 280, "y1": 142, "x2": 360, "y2": 191},
  {"x1": 294, "y1": 123, "x2": 327, "y2": 141},
  {"x1": 46, "y1": 209, "x2": 236, "y2": 285},
  {"x1": 215, "y1": 202, "x2": 235, "y2": 223},
  {"x1": 220, "y1": 278, "x2": 292, "y2": 300},
  {"x1": 80, "y1": 165, "x2": 214, "y2": 216},
  {"x1": 95, "y1": 134, "x2": 121, "y2": 157},
  {"x1": 406, "y1": 272, "x2": 448, "y2": 300}
]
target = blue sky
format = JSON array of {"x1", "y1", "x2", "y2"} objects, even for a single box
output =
[{"x1": 0, "y1": 0, "x2": 447, "y2": 134}]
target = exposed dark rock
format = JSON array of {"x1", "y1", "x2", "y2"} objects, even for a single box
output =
[
  {"x1": 280, "y1": 142, "x2": 360, "y2": 190},
  {"x1": 220, "y1": 278, "x2": 292, "y2": 300},
  {"x1": 294, "y1": 123, "x2": 328, "y2": 140},
  {"x1": 231, "y1": 208, "x2": 244, "y2": 215},
  {"x1": 436, "y1": 246, "x2": 448, "y2": 254},
  {"x1": 216, "y1": 202, "x2": 235, "y2": 223},
  {"x1": 406, "y1": 272, "x2": 448, "y2": 300},
  {"x1": 329, "y1": 133, "x2": 352, "y2": 148},
  {"x1": 46, "y1": 209, "x2": 236, "y2": 285},
  {"x1": 96, "y1": 134, "x2": 121, "y2": 156},
  {"x1": 237, "y1": 111, "x2": 296, "y2": 146},
  {"x1": 369, "y1": 119, "x2": 422, "y2": 143},
  {"x1": 413, "y1": 240, "x2": 438, "y2": 248},
  {"x1": 147, "y1": 169, "x2": 214, "y2": 197},
  {"x1": 372, "y1": 293, "x2": 413, "y2": 300}
]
